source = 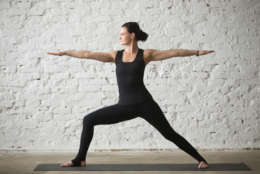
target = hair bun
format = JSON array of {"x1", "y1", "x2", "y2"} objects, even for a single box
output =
[{"x1": 122, "y1": 22, "x2": 149, "y2": 42}]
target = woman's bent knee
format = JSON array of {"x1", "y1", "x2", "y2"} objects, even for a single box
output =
[{"x1": 83, "y1": 114, "x2": 95, "y2": 126}]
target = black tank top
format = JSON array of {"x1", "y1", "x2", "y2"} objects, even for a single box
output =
[{"x1": 115, "y1": 48, "x2": 154, "y2": 105}]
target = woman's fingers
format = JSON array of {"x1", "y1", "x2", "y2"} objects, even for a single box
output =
[
  {"x1": 207, "y1": 50, "x2": 215, "y2": 54},
  {"x1": 47, "y1": 51, "x2": 65, "y2": 56},
  {"x1": 47, "y1": 52, "x2": 61, "y2": 56},
  {"x1": 200, "y1": 50, "x2": 215, "y2": 55}
]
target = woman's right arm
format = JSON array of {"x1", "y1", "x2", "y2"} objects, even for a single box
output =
[{"x1": 47, "y1": 50, "x2": 117, "y2": 63}]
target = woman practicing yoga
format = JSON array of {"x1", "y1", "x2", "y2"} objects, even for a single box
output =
[{"x1": 48, "y1": 22, "x2": 214, "y2": 169}]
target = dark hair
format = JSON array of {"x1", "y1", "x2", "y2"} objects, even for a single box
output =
[{"x1": 121, "y1": 22, "x2": 149, "y2": 42}]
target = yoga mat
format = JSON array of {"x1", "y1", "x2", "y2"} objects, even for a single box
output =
[{"x1": 34, "y1": 162, "x2": 251, "y2": 171}]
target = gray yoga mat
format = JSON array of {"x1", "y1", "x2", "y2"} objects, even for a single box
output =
[{"x1": 34, "y1": 162, "x2": 251, "y2": 171}]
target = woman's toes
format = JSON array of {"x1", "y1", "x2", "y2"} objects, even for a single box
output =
[
  {"x1": 202, "y1": 164, "x2": 208, "y2": 168},
  {"x1": 60, "y1": 160, "x2": 86, "y2": 167},
  {"x1": 60, "y1": 163, "x2": 66, "y2": 167},
  {"x1": 60, "y1": 161, "x2": 72, "y2": 167},
  {"x1": 198, "y1": 161, "x2": 208, "y2": 169}
]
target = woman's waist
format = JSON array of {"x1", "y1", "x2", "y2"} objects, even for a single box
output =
[
  {"x1": 118, "y1": 86, "x2": 151, "y2": 95},
  {"x1": 118, "y1": 94, "x2": 154, "y2": 106}
]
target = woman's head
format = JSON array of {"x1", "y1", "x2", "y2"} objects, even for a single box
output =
[{"x1": 120, "y1": 22, "x2": 148, "y2": 45}]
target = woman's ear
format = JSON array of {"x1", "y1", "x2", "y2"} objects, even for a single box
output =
[{"x1": 131, "y1": 32, "x2": 135, "y2": 40}]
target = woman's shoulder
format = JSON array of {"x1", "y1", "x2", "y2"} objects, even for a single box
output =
[
  {"x1": 110, "y1": 49, "x2": 124, "y2": 63},
  {"x1": 142, "y1": 49, "x2": 153, "y2": 65}
]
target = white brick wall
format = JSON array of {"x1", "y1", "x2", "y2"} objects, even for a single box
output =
[{"x1": 0, "y1": 0, "x2": 259, "y2": 152}]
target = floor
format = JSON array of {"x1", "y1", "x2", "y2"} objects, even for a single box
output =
[{"x1": 0, "y1": 150, "x2": 259, "y2": 174}]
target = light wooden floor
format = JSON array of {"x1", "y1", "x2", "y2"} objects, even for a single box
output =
[{"x1": 0, "y1": 150, "x2": 259, "y2": 174}]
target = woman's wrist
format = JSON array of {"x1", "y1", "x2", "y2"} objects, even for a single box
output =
[
  {"x1": 196, "y1": 50, "x2": 199, "y2": 56},
  {"x1": 62, "y1": 50, "x2": 69, "y2": 56}
]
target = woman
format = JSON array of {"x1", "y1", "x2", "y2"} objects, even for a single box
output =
[{"x1": 48, "y1": 22, "x2": 214, "y2": 169}]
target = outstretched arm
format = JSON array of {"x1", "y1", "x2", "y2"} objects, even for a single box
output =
[
  {"x1": 146, "y1": 49, "x2": 215, "y2": 62},
  {"x1": 47, "y1": 50, "x2": 117, "y2": 63}
]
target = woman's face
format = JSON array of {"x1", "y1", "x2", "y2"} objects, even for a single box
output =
[{"x1": 120, "y1": 27, "x2": 134, "y2": 45}]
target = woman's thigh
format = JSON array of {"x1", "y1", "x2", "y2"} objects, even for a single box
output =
[{"x1": 83, "y1": 103, "x2": 140, "y2": 126}]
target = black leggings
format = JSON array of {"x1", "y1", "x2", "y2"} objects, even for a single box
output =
[{"x1": 72, "y1": 99, "x2": 207, "y2": 163}]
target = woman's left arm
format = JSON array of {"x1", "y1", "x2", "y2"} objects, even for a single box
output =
[{"x1": 147, "y1": 49, "x2": 215, "y2": 62}]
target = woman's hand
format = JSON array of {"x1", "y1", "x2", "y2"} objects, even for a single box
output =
[
  {"x1": 47, "y1": 51, "x2": 66, "y2": 56},
  {"x1": 198, "y1": 50, "x2": 215, "y2": 56}
]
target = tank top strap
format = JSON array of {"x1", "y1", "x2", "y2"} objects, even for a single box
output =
[
  {"x1": 137, "y1": 48, "x2": 144, "y2": 61},
  {"x1": 136, "y1": 48, "x2": 145, "y2": 65},
  {"x1": 115, "y1": 49, "x2": 123, "y2": 65}
]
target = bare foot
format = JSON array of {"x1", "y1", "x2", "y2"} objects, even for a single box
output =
[
  {"x1": 60, "y1": 160, "x2": 86, "y2": 167},
  {"x1": 197, "y1": 161, "x2": 208, "y2": 169}
]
